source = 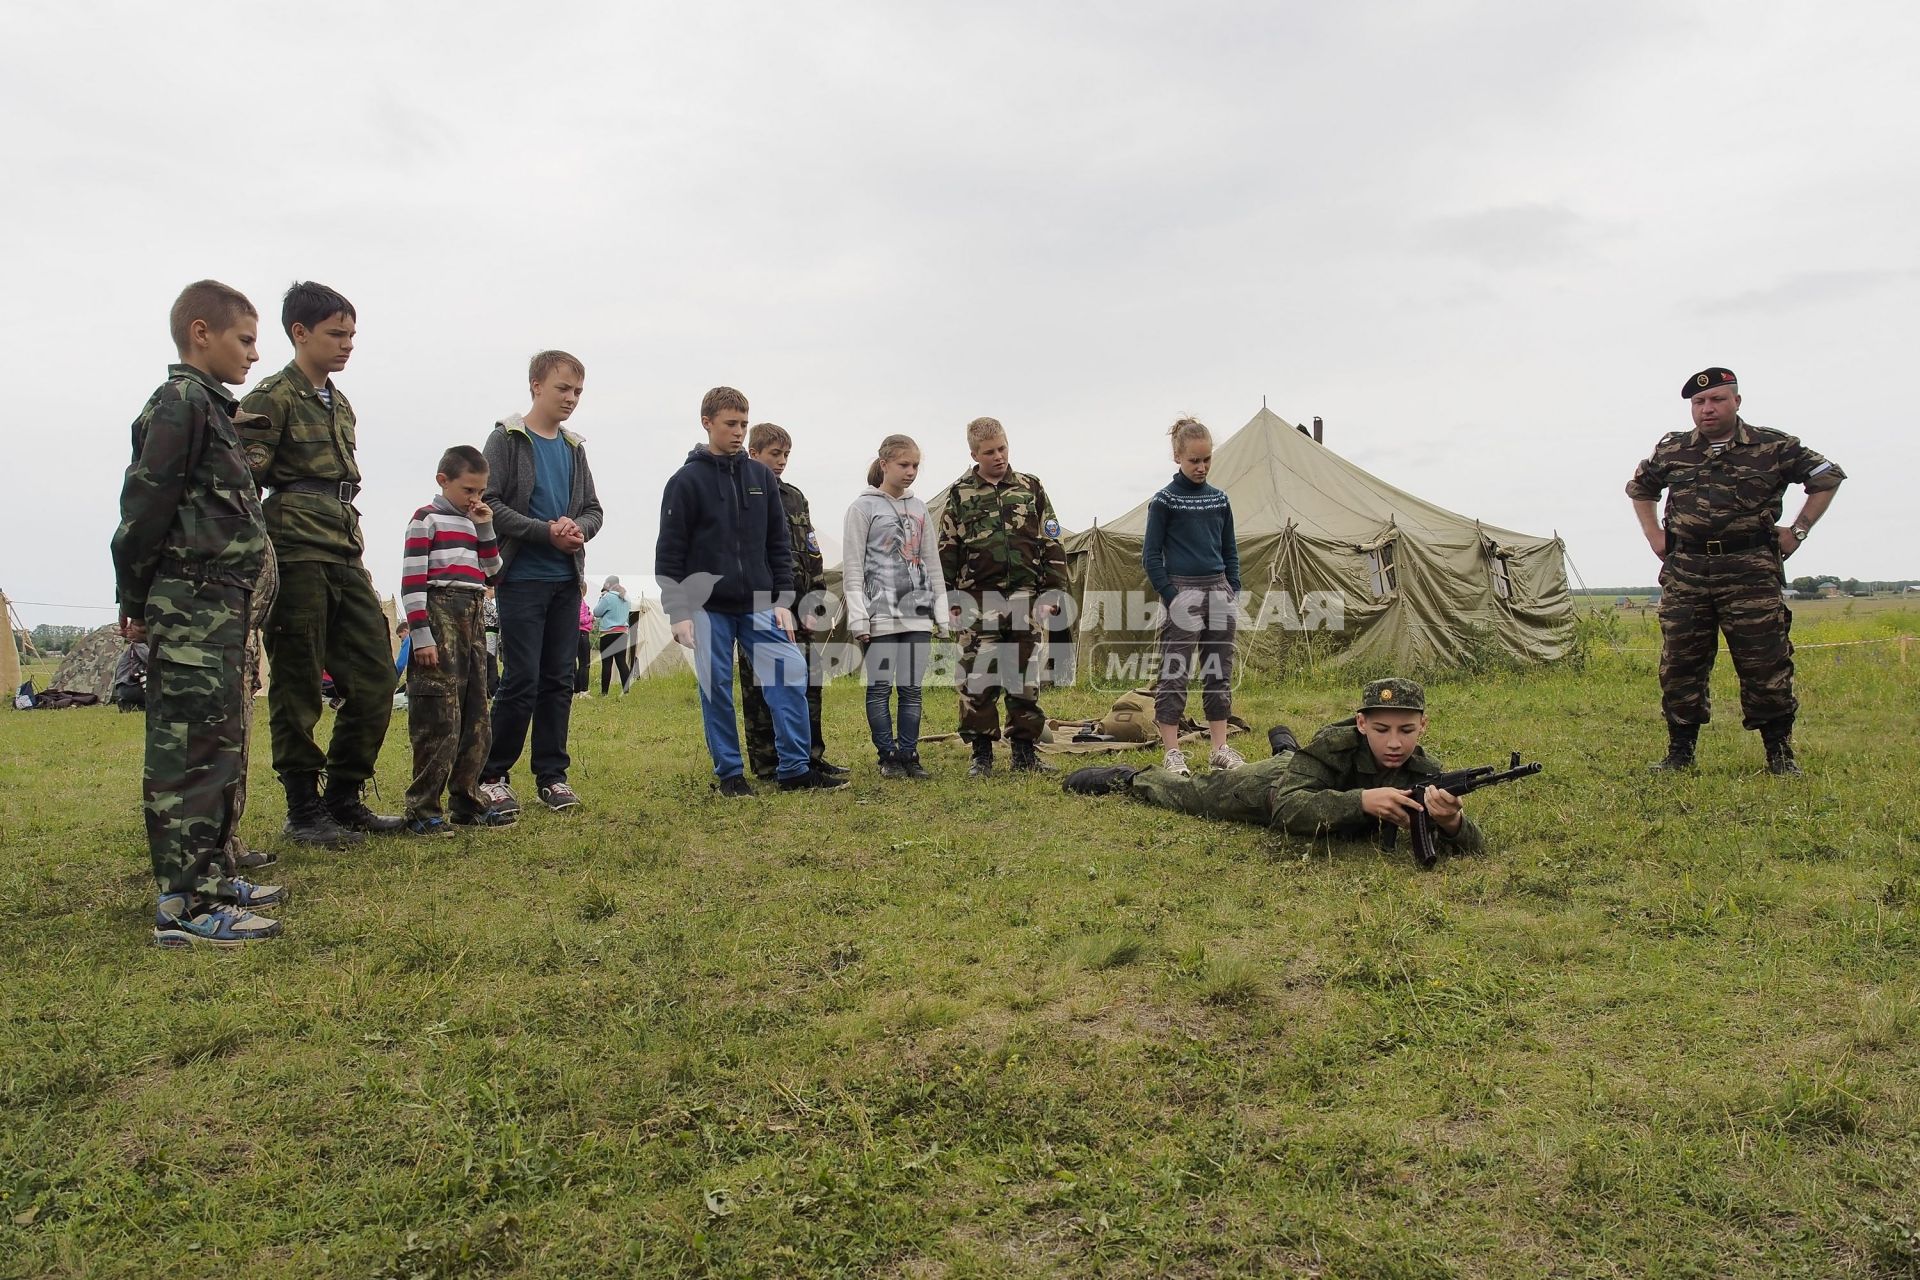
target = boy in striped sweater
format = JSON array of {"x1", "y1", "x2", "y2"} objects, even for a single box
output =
[{"x1": 401, "y1": 446, "x2": 508, "y2": 834}]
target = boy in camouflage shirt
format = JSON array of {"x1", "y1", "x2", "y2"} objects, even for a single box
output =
[
  {"x1": 1062, "y1": 678, "x2": 1486, "y2": 860},
  {"x1": 112, "y1": 281, "x2": 287, "y2": 947},
  {"x1": 239, "y1": 281, "x2": 402, "y2": 844},
  {"x1": 936, "y1": 416, "x2": 1069, "y2": 776}
]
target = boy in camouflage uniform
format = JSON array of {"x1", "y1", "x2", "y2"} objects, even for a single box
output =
[
  {"x1": 936, "y1": 416, "x2": 1070, "y2": 776},
  {"x1": 738, "y1": 423, "x2": 846, "y2": 780},
  {"x1": 1062, "y1": 678, "x2": 1485, "y2": 859},
  {"x1": 1627, "y1": 367, "x2": 1845, "y2": 775},
  {"x1": 112, "y1": 281, "x2": 287, "y2": 946},
  {"x1": 239, "y1": 281, "x2": 402, "y2": 847}
]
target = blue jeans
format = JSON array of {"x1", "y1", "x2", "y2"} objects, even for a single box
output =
[
  {"x1": 485, "y1": 577, "x2": 578, "y2": 786},
  {"x1": 863, "y1": 631, "x2": 931, "y2": 758},
  {"x1": 693, "y1": 610, "x2": 811, "y2": 780}
]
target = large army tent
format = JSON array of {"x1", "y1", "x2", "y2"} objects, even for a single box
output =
[
  {"x1": 625, "y1": 598, "x2": 696, "y2": 680},
  {"x1": 1063, "y1": 408, "x2": 1574, "y2": 674}
]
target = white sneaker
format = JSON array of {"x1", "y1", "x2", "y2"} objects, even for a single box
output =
[
  {"x1": 479, "y1": 779, "x2": 520, "y2": 816},
  {"x1": 1162, "y1": 748, "x2": 1192, "y2": 776},
  {"x1": 1209, "y1": 744, "x2": 1247, "y2": 770}
]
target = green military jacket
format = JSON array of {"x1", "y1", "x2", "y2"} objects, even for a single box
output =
[
  {"x1": 779, "y1": 479, "x2": 824, "y2": 600},
  {"x1": 1625, "y1": 419, "x2": 1844, "y2": 545},
  {"x1": 237, "y1": 362, "x2": 365, "y2": 562},
  {"x1": 1269, "y1": 721, "x2": 1486, "y2": 854},
  {"x1": 111, "y1": 364, "x2": 271, "y2": 615},
  {"x1": 935, "y1": 467, "x2": 1069, "y2": 598}
]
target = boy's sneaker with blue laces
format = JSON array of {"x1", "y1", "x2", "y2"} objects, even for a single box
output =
[
  {"x1": 153, "y1": 895, "x2": 283, "y2": 948},
  {"x1": 402, "y1": 815, "x2": 458, "y2": 838}
]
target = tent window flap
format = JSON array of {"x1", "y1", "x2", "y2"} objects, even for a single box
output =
[{"x1": 1366, "y1": 542, "x2": 1398, "y2": 598}]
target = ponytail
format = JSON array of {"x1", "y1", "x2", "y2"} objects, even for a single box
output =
[{"x1": 867, "y1": 457, "x2": 885, "y2": 486}]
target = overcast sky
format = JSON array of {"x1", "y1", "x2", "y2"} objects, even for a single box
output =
[{"x1": 4, "y1": 0, "x2": 1912, "y2": 632}]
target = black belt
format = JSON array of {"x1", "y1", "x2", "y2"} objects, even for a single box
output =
[
  {"x1": 276, "y1": 477, "x2": 361, "y2": 502},
  {"x1": 1668, "y1": 530, "x2": 1773, "y2": 556}
]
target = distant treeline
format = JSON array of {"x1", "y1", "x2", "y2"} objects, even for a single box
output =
[{"x1": 1573, "y1": 578, "x2": 1916, "y2": 597}]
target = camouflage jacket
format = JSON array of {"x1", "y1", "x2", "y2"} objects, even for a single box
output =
[
  {"x1": 935, "y1": 468, "x2": 1069, "y2": 597},
  {"x1": 1269, "y1": 721, "x2": 1485, "y2": 853},
  {"x1": 780, "y1": 479, "x2": 824, "y2": 600},
  {"x1": 237, "y1": 362, "x2": 365, "y2": 562},
  {"x1": 111, "y1": 364, "x2": 271, "y2": 614},
  {"x1": 1625, "y1": 419, "x2": 1844, "y2": 544}
]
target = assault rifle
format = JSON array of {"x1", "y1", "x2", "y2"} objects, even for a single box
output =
[{"x1": 1380, "y1": 752, "x2": 1543, "y2": 869}]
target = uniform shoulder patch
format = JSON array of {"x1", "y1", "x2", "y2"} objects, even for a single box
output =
[{"x1": 1043, "y1": 517, "x2": 1061, "y2": 539}]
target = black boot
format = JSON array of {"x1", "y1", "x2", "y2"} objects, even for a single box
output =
[
  {"x1": 282, "y1": 773, "x2": 364, "y2": 848},
  {"x1": 1009, "y1": 739, "x2": 1054, "y2": 774},
  {"x1": 1761, "y1": 719, "x2": 1802, "y2": 776},
  {"x1": 1268, "y1": 724, "x2": 1300, "y2": 757},
  {"x1": 325, "y1": 778, "x2": 406, "y2": 834},
  {"x1": 1649, "y1": 722, "x2": 1699, "y2": 772},
  {"x1": 877, "y1": 752, "x2": 909, "y2": 780},
  {"x1": 967, "y1": 737, "x2": 994, "y2": 778},
  {"x1": 1062, "y1": 764, "x2": 1142, "y2": 796},
  {"x1": 899, "y1": 751, "x2": 932, "y2": 780}
]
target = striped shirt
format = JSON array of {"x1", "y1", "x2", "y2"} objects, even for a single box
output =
[{"x1": 401, "y1": 495, "x2": 501, "y2": 647}]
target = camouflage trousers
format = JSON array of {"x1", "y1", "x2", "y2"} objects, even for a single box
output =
[
  {"x1": 223, "y1": 549, "x2": 278, "y2": 870},
  {"x1": 143, "y1": 575, "x2": 254, "y2": 896},
  {"x1": 1657, "y1": 549, "x2": 1796, "y2": 729},
  {"x1": 264, "y1": 559, "x2": 396, "y2": 787},
  {"x1": 1128, "y1": 751, "x2": 1292, "y2": 826},
  {"x1": 956, "y1": 617, "x2": 1046, "y2": 743},
  {"x1": 406, "y1": 588, "x2": 492, "y2": 820},
  {"x1": 740, "y1": 634, "x2": 828, "y2": 779}
]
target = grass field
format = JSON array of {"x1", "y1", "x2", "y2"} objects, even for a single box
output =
[{"x1": 3, "y1": 602, "x2": 1918, "y2": 1278}]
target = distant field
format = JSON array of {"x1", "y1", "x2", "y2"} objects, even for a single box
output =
[{"x1": 2, "y1": 608, "x2": 1917, "y2": 1277}]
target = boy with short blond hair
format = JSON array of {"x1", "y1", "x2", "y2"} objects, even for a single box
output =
[
  {"x1": 657, "y1": 388, "x2": 845, "y2": 795},
  {"x1": 401, "y1": 446, "x2": 507, "y2": 834},
  {"x1": 737, "y1": 421, "x2": 844, "y2": 780},
  {"x1": 478, "y1": 350, "x2": 603, "y2": 814},
  {"x1": 113, "y1": 280, "x2": 285, "y2": 946}
]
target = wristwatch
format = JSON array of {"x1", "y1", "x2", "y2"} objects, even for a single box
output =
[{"x1": 1790, "y1": 525, "x2": 1809, "y2": 543}]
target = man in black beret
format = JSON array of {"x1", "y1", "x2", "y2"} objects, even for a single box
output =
[{"x1": 1626, "y1": 367, "x2": 1846, "y2": 774}]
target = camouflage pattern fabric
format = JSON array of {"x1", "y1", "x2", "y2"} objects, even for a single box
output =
[
  {"x1": 222, "y1": 547, "x2": 279, "y2": 871},
  {"x1": 1625, "y1": 419, "x2": 1845, "y2": 544},
  {"x1": 779, "y1": 480, "x2": 825, "y2": 601},
  {"x1": 109, "y1": 364, "x2": 271, "y2": 895},
  {"x1": 406, "y1": 588, "x2": 492, "y2": 819},
  {"x1": 238, "y1": 362, "x2": 364, "y2": 563},
  {"x1": 263, "y1": 560, "x2": 396, "y2": 786},
  {"x1": 1130, "y1": 722, "x2": 1484, "y2": 855},
  {"x1": 1656, "y1": 550, "x2": 1796, "y2": 728},
  {"x1": 956, "y1": 616, "x2": 1045, "y2": 742},
  {"x1": 935, "y1": 468, "x2": 1069, "y2": 598},
  {"x1": 111, "y1": 365, "x2": 270, "y2": 609},
  {"x1": 1627, "y1": 417, "x2": 1838, "y2": 729},
  {"x1": 740, "y1": 656, "x2": 826, "y2": 778}
]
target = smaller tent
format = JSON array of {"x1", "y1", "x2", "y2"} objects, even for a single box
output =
[
  {"x1": 625, "y1": 598, "x2": 695, "y2": 680},
  {"x1": 48, "y1": 625, "x2": 130, "y2": 700}
]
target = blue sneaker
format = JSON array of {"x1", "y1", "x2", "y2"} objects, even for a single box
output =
[
  {"x1": 402, "y1": 816, "x2": 457, "y2": 838},
  {"x1": 153, "y1": 895, "x2": 283, "y2": 948},
  {"x1": 215, "y1": 877, "x2": 288, "y2": 909}
]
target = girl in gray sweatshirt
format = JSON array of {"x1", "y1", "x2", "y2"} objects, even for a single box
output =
[{"x1": 842, "y1": 435, "x2": 950, "y2": 778}]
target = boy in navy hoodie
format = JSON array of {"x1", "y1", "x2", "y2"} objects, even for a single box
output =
[{"x1": 656, "y1": 387, "x2": 848, "y2": 796}]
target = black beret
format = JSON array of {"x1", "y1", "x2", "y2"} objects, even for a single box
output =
[{"x1": 1681, "y1": 367, "x2": 1738, "y2": 399}]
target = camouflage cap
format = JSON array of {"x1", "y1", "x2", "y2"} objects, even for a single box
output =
[{"x1": 1357, "y1": 677, "x2": 1425, "y2": 713}]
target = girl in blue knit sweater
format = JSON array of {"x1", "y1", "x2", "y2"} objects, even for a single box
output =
[{"x1": 1140, "y1": 418, "x2": 1242, "y2": 775}]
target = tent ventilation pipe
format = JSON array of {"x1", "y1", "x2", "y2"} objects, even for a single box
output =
[{"x1": 1313, "y1": 416, "x2": 1324, "y2": 443}]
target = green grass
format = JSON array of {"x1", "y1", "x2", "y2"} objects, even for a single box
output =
[{"x1": 2, "y1": 610, "x2": 1918, "y2": 1278}]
